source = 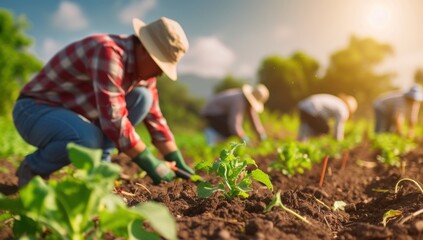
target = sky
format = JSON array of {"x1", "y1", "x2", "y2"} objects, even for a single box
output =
[{"x1": 3, "y1": 0, "x2": 423, "y2": 89}]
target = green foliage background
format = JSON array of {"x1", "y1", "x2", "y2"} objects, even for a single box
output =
[{"x1": 0, "y1": 9, "x2": 42, "y2": 117}]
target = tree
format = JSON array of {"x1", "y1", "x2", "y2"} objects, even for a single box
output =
[
  {"x1": 213, "y1": 75, "x2": 246, "y2": 94},
  {"x1": 0, "y1": 9, "x2": 42, "y2": 117},
  {"x1": 321, "y1": 36, "x2": 395, "y2": 115},
  {"x1": 258, "y1": 52, "x2": 320, "y2": 113}
]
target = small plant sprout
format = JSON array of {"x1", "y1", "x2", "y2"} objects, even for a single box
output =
[
  {"x1": 264, "y1": 191, "x2": 311, "y2": 225},
  {"x1": 196, "y1": 142, "x2": 273, "y2": 199},
  {"x1": 394, "y1": 178, "x2": 423, "y2": 195},
  {"x1": 382, "y1": 209, "x2": 402, "y2": 227}
]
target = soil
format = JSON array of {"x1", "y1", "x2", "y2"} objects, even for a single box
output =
[{"x1": 1, "y1": 138, "x2": 423, "y2": 240}]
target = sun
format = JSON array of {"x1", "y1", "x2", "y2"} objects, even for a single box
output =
[{"x1": 365, "y1": 3, "x2": 392, "y2": 30}]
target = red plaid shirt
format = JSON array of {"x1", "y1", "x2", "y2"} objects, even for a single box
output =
[{"x1": 20, "y1": 34, "x2": 174, "y2": 152}]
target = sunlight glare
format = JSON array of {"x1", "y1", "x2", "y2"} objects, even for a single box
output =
[{"x1": 366, "y1": 3, "x2": 391, "y2": 30}]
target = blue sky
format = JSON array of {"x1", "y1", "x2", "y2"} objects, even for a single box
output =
[{"x1": 3, "y1": 0, "x2": 423, "y2": 89}]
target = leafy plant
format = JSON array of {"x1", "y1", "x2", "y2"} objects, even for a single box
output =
[
  {"x1": 372, "y1": 133, "x2": 416, "y2": 167},
  {"x1": 196, "y1": 142, "x2": 273, "y2": 199},
  {"x1": 264, "y1": 190, "x2": 311, "y2": 224},
  {"x1": 0, "y1": 143, "x2": 177, "y2": 240},
  {"x1": 269, "y1": 141, "x2": 313, "y2": 177}
]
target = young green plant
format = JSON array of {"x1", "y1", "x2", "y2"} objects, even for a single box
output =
[
  {"x1": 0, "y1": 143, "x2": 177, "y2": 240},
  {"x1": 264, "y1": 190, "x2": 311, "y2": 225},
  {"x1": 196, "y1": 142, "x2": 273, "y2": 199}
]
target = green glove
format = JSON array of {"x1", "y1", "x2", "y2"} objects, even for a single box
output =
[
  {"x1": 132, "y1": 148, "x2": 175, "y2": 184},
  {"x1": 164, "y1": 150, "x2": 195, "y2": 175}
]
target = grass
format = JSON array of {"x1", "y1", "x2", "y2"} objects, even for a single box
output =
[{"x1": 0, "y1": 117, "x2": 35, "y2": 161}]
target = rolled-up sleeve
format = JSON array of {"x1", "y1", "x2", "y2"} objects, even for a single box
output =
[{"x1": 143, "y1": 79, "x2": 174, "y2": 143}]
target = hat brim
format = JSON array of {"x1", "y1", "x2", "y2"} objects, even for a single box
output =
[
  {"x1": 404, "y1": 93, "x2": 423, "y2": 102},
  {"x1": 132, "y1": 18, "x2": 177, "y2": 81},
  {"x1": 242, "y1": 85, "x2": 264, "y2": 113}
]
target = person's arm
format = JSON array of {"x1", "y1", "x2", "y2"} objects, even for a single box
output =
[
  {"x1": 143, "y1": 79, "x2": 194, "y2": 175},
  {"x1": 333, "y1": 118, "x2": 345, "y2": 141},
  {"x1": 246, "y1": 106, "x2": 267, "y2": 141},
  {"x1": 227, "y1": 96, "x2": 246, "y2": 139},
  {"x1": 407, "y1": 101, "x2": 421, "y2": 138},
  {"x1": 394, "y1": 112, "x2": 405, "y2": 136}
]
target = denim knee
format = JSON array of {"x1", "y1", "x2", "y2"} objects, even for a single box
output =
[{"x1": 126, "y1": 87, "x2": 153, "y2": 125}]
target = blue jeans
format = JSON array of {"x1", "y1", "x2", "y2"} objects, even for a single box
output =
[{"x1": 12, "y1": 87, "x2": 153, "y2": 175}]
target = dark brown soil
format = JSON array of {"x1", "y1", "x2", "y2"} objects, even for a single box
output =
[{"x1": 1, "y1": 139, "x2": 423, "y2": 240}]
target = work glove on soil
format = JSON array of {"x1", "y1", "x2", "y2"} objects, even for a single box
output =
[
  {"x1": 132, "y1": 148, "x2": 175, "y2": 184},
  {"x1": 164, "y1": 150, "x2": 195, "y2": 176}
]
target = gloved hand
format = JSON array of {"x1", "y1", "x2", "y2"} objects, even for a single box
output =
[
  {"x1": 164, "y1": 150, "x2": 195, "y2": 177},
  {"x1": 241, "y1": 136, "x2": 250, "y2": 145},
  {"x1": 132, "y1": 148, "x2": 175, "y2": 184},
  {"x1": 259, "y1": 133, "x2": 267, "y2": 141}
]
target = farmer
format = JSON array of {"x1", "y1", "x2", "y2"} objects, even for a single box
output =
[
  {"x1": 201, "y1": 84, "x2": 269, "y2": 146},
  {"x1": 373, "y1": 84, "x2": 423, "y2": 138},
  {"x1": 297, "y1": 93, "x2": 357, "y2": 141},
  {"x1": 13, "y1": 17, "x2": 194, "y2": 187}
]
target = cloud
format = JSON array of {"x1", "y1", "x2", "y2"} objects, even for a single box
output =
[
  {"x1": 41, "y1": 38, "x2": 62, "y2": 62},
  {"x1": 118, "y1": 0, "x2": 157, "y2": 24},
  {"x1": 179, "y1": 37, "x2": 236, "y2": 78},
  {"x1": 51, "y1": 1, "x2": 88, "y2": 31}
]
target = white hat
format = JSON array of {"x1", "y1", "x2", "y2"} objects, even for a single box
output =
[
  {"x1": 339, "y1": 94, "x2": 358, "y2": 115},
  {"x1": 242, "y1": 84, "x2": 270, "y2": 113},
  {"x1": 132, "y1": 17, "x2": 189, "y2": 80},
  {"x1": 404, "y1": 84, "x2": 423, "y2": 102}
]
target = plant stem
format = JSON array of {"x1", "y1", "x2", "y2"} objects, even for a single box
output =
[
  {"x1": 394, "y1": 178, "x2": 423, "y2": 195},
  {"x1": 279, "y1": 202, "x2": 311, "y2": 225}
]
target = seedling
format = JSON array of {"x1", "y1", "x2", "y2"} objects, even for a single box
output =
[
  {"x1": 382, "y1": 209, "x2": 402, "y2": 227},
  {"x1": 372, "y1": 133, "x2": 416, "y2": 167},
  {"x1": 269, "y1": 141, "x2": 313, "y2": 177},
  {"x1": 264, "y1": 191, "x2": 311, "y2": 225},
  {"x1": 196, "y1": 142, "x2": 273, "y2": 199},
  {"x1": 394, "y1": 178, "x2": 423, "y2": 195}
]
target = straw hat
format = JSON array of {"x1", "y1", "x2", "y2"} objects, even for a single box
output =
[
  {"x1": 242, "y1": 84, "x2": 270, "y2": 113},
  {"x1": 404, "y1": 84, "x2": 423, "y2": 102},
  {"x1": 338, "y1": 94, "x2": 357, "y2": 115},
  {"x1": 132, "y1": 17, "x2": 189, "y2": 80}
]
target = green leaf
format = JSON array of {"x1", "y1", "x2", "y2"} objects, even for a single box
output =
[
  {"x1": 99, "y1": 195, "x2": 137, "y2": 236},
  {"x1": 382, "y1": 209, "x2": 402, "y2": 227},
  {"x1": 132, "y1": 202, "x2": 177, "y2": 240},
  {"x1": 264, "y1": 191, "x2": 282, "y2": 212},
  {"x1": 197, "y1": 182, "x2": 221, "y2": 198},
  {"x1": 67, "y1": 142, "x2": 102, "y2": 171},
  {"x1": 250, "y1": 169, "x2": 273, "y2": 191},
  {"x1": 128, "y1": 219, "x2": 160, "y2": 240},
  {"x1": 19, "y1": 177, "x2": 51, "y2": 215},
  {"x1": 0, "y1": 193, "x2": 23, "y2": 213}
]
